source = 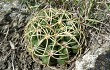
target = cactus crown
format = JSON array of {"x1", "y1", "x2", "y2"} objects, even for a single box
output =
[{"x1": 24, "y1": 8, "x2": 85, "y2": 66}]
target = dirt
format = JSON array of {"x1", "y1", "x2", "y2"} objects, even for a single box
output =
[{"x1": 0, "y1": 6, "x2": 41, "y2": 70}]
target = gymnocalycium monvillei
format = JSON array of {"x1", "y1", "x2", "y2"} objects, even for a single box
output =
[{"x1": 24, "y1": 8, "x2": 85, "y2": 66}]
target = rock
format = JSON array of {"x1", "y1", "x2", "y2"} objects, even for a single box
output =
[{"x1": 75, "y1": 32, "x2": 110, "y2": 70}]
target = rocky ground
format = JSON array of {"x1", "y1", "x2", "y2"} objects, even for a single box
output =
[
  {"x1": 0, "y1": 1, "x2": 41, "y2": 70},
  {"x1": 0, "y1": 0, "x2": 110, "y2": 70}
]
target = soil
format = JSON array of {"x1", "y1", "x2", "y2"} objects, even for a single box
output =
[{"x1": 0, "y1": 7, "x2": 41, "y2": 70}]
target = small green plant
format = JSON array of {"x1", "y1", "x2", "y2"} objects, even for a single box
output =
[{"x1": 24, "y1": 8, "x2": 85, "y2": 66}]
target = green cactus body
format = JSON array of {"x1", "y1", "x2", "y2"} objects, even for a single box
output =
[{"x1": 24, "y1": 8, "x2": 85, "y2": 66}]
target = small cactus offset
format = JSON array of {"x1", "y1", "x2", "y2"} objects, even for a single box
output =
[{"x1": 24, "y1": 8, "x2": 85, "y2": 66}]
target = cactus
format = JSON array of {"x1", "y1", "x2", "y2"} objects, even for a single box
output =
[{"x1": 24, "y1": 8, "x2": 85, "y2": 66}]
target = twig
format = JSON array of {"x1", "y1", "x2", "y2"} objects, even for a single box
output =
[{"x1": 9, "y1": 41, "x2": 15, "y2": 70}]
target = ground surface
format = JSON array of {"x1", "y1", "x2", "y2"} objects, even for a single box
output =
[{"x1": 0, "y1": 7, "x2": 40, "y2": 70}]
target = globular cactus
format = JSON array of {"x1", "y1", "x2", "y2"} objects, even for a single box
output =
[{"x1": 24, "y1": 8, "x2": 85, "y2": 66}]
